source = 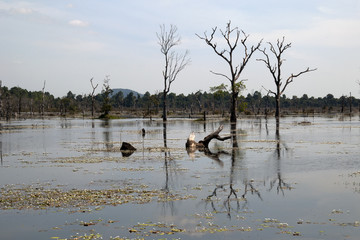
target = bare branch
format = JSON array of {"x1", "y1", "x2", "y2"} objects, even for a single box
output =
[
  {"x1": 236, "y1": 34, "x2": 262, "y2": 80},
  {"x1": 90, "y1": 77, "x2": 98, "y2": 96},
  {"x1": 281, "y1": 67, "x2": 317, "y2": 94},
  {"x1": 210, "y1": 70, "x2": 232, "y2": 82},
  {"x1": 90, "y1": 77, "x2": 99, "y2": 117},
  {"x1": 261, "y1": 85, "x2": 276, "y2": 96},
  {"x1": 257, "y1": 48, "x2": 277, "y2": 82}
]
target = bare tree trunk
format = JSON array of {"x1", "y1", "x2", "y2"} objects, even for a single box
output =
[
  {"x1": 162, "y1": 91, "x2": 167, "y2": 121},
  {"x1": 275, "y1": 95, "x2": 280, "y2": 118},
  {"x1": 90, "y1": 78, "x2": 98, "y2": 118},
  {"x1": 91, "y1": 98, "x2": 95, "y2": 117},
  {"x1": 230, "y1": 87, "x2": 238, "y2": 122}
]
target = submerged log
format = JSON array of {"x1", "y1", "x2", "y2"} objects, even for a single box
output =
[
  {"x1": 186, "y1": 125, "x2": 231, "y2": 150},
  {"x1": 120, "y1": 142, "x2": 136, "y2": 157},
  {"x1": 121, "y1": 142, "x2": 136, "y2": 151}
]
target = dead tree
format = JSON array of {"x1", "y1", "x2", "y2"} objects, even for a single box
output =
[
  {"x1": 257, "y1": 37, "x2": 316, "y2": 118},
  {"x1": 157, "y1": 24, "x2": 190, "y2": 121},
  {"x1": 186, "y1": 125, "x2": 231, "y2": 150},
  {"x1": 90, "y1": 78, "x2": 98, "y2": 118},
  {"x1": 196, "y1": 21, "x2": 262, "y2": 122}
]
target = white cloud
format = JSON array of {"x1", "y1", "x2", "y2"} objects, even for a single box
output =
[
  {"x1": 295, "y1": 18, "x2": 360, "y2": 48},
  {"x1": 254, "y1": 18, "x2": 360, "y2": 49},
  {"x1": 12, "y1": 7, "x2": 33, "y2": 14},
  {"x1": 37, "y1": 39, "x2": 105, "y2": 53},
  {"x1": 68, "y1": 19, "x2": 88, "y2": 27}
]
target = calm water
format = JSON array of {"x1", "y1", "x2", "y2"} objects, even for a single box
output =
[{"x1": 0, "y1": 116, "x2": 360, "y2": 240}]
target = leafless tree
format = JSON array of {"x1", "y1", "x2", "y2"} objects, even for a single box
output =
[
  {"x1": 257, "y1": 37, "x2": 316, "y2": 118},
  {"x1": 196, "y1": 21, "x2": 262, "y2": 122},
  {"x1": 157, "y1": 24, "x2": 190, "y2": 121},
  {"x1": 90, "y1": 78, "x2": 98, "y2": 118}
]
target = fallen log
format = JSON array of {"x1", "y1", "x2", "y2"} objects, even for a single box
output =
[{"x1": 186, "y1": 125, "x2": 231, "y2": 150}]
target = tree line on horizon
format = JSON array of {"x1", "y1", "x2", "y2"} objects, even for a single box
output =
[{"x1": 1, "y1": 84, "x2": 358, "y2": 120}]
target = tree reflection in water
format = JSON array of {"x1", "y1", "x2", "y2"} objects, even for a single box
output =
[
  {"x1": 204, "y1": 119, "x2": 293, "y2": 218},
  {"x1": 161, "y1": 122, "x2": 176, "y2": 216},
  {"x1": 101, "y1": 119, "x2": 113, "y2": 152},
  {"x1": 184, "y1": 119, "x2": 294, "y2": 218},
  {"x1": 268, "y1": 118, "x2": 291, "y2": 195},
  {"x1": 203, "y1": 122, "x2": 263, "y2": 219}
]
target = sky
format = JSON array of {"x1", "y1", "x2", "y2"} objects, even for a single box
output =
[{"x1": 1, "y1": 0, "x2": 360, "y2": 98}]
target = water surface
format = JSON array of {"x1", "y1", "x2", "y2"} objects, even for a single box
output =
[{"x1": 0, "y1": 116, "x2": 359, "y2": 239}]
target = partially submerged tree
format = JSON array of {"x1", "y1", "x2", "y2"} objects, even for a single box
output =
[
  {"x1": 257, "y1": 37, "x2": 316, "y2": 118},
  {"x1": 186, "y1": 125, "x2": 231, "y2": 151},
  {"x1": 90, "y1": 78, "x2": 98, "y2": 118},
  {"x1": 100, "y1": 75, "x2": 112, "y2": 118},
  {"x1": 157, "y1": 24, "x2": 190, "y2": 121},
  {"x1": 197, "y1": 21, "x2": 262, "y2": 122}
]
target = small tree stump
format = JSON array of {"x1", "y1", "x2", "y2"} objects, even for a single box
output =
[{"x1": 141, "y1": 128, "x2": 146, "y2": 137}]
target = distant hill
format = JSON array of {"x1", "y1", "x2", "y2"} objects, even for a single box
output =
[{"x1": 111, "y1": 88, "x2": 143, "y2": 97}]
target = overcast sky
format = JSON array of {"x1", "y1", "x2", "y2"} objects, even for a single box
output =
[{"x1": 1, "y1": 0, "x2": 360, "y2": 98}]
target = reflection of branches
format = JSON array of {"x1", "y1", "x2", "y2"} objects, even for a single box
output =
[
  {"x1": 203, "y1": 148, "x2": 229, "y2": 167},
  {"x1": 207, "y1": 185, "x2": 225, "y2": 199},
  {"x1": 206, "y1": 184, "x2": 243, "y2": 219},
  {"x1": 205, "y1": 123, "x2": 264, "y2": 219},
  {"x1": 269, "y1": 173, "x2": 292, "y2": 195},
  {"x1": 242, "y1": 181, "x2": 262, "y2": 200},
  {"x1": 223, "y1": 184, "x2": 241, "y2": 219},
  {"x1": 268, "y1": 119, "x2": 291, "y2": 195}
]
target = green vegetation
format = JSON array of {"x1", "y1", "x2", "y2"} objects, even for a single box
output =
[{"x1": 0, "y1": 84, "x2": 359, "y2": 119}]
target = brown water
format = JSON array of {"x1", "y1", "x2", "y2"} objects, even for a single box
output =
[{"x1": 0, "y1": 116, "x2": 359, "y2": 240}]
